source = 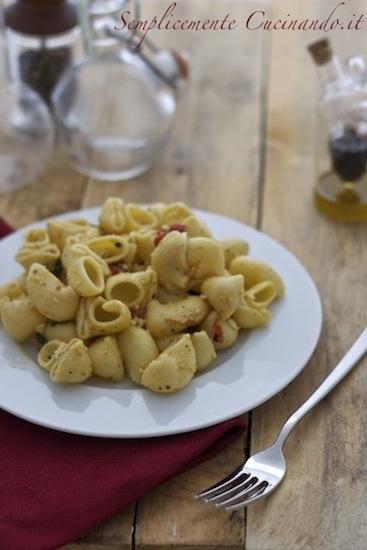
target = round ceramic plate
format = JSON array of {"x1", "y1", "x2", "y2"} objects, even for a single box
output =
[{"x1": 0, "y1": 208, "x2": 322, "y2": 438}]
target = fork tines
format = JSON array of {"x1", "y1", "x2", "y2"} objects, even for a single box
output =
[{"x1": 196, "y1": 470, "x2": 269, "y2": 510}]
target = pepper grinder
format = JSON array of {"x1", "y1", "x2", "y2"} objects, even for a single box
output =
[{"x1": 4, "y1": 0, "x2": 80, "y2": 105}]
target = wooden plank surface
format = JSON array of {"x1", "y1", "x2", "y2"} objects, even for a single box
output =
[
  {"x1": 81, "y1": 2, "x2": 266, "y2": 549},
  {"x1": 2, "y1": 0, "x2": 367, "y2": 548},
  {"x1": 246, "y1": 1, "x2": 367, "y2": 549},
  {"x1": 0, "y1": 1, "x2": 266, "y2": 549}
]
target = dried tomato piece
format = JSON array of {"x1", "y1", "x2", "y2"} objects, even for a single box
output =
[
  {"x1": 110, "y1": 262, "x2": 128, "y2": 275},
  {"x1": 154, "y1": 224, "x2": 187, "y2": 246},
  {"x1": 211, "y1": 318, "x2": 223, "y2": 343}
]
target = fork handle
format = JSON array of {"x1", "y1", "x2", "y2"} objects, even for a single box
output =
[{"x1": 275, "y1": 327, "x2": 367, "y2": 448}]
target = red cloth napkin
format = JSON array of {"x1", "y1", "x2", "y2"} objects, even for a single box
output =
[{"x1": 0, "y1": 219, "x2": 246, "y2": 550}]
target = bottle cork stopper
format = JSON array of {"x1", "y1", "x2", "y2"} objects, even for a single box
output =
[{"x1": 308, "y1": 39, "x2": 332, "y2": 66}]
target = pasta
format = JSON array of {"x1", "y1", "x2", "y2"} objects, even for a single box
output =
[
  {"x1": 141, "y1": 334, "x2": 196, "y2": 393},
  {"x1": 201, "y1": 274, "x2": 244, "y2": 320},
  {"x1": 117, "y1": 326, "x2": 159, "y2": 384},
  {"x1": 230, "y1": 256, "x2": 284, "y2": 297},
  {"x1": 0, "y1": 295, "x2": 45, "y2": 342},
  {"x1": 146, "y1": 296, "x2": 210, "y2": 338},
  {"x1": 89, "y1": 336, "x2": 124, "y2": 381},
  {"x1": 27, "y1": 263, "x2": 79, "y2": 321},
  {"x1": 0, "y1": 198, "x2": 284, "y2": 393}
]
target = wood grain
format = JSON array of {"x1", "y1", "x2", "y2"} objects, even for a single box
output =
[
  {"x1": 246, "y1": 1, "x2": 367, "y2": 549},
  {"x1": 82, "y1": 2, "x2": 266, "y2": 549}
]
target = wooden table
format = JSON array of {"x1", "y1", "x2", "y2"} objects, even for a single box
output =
[{"x1": 1, "y1": 0, "x2": 367, "y2": 548}]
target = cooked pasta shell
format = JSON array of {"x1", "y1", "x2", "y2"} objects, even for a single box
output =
[
  {"x1": 201, "y1": 275, "x2": 244, "y2": 320},
  {"x1": 184, "y1": 215, "x2": 212, "y2": 238},
  {"x1": 125, "y1": 203, "x2": 158, "y2": 232},
  {"x1": 47, "y1": 219, "x2": 99, "y2": 250},
  {"x1": 159, "y1": 202, "x2": 192, "y2": 226},
  {"x1": 187, "y1": 237, "x2": 226, "y2": 281},
  {"x1": 99, "y1": 197, "x2": 126, "y2": 234},
  {"x1": 105, "y1": 268, "x2": 157, "y2": 308},
  {"x1": 38, "y1": 340, "x2": 65, "y2": 371},
  {"x1": 40, "y1": 321, "x2": 77, "y2": 343},
  {"x1": 16, "y1": 243, "x2": 61, "y2": 270},
  {"x1": 146, "y1": 296, "x2": 210, "y2": 339},
  {"x1": 141, "y1": 334, "x2": 196, "y2": 393},
  {"x1": 230, "y1": 256, "x2": 284, "y2": 297},
  {"x1": 191, "y1": 331, "x2": 217, "y2": 371},
  {"x1": 89, "y1": 336, "x2": 124, "y2": 382},
  {"x1": 27, "y1": 264, "x2": 79, "y2": 321},
  {"x1": 132, "y1": 229, "x2": 157, "y2": 264},
  {"x1": 232, "y1": 301, "x2": 271, "y2": 329},
  {"x1": 155, "y1": 287, "x2": 188, "y2": 304},
  {"x1": 88, "y1": 235, "x2": 131, "y2": 264},
  {"x1": 65, "y1": 244, "x2": 110, "y2": 276},
  {"x1": 220, "y1": 238, "x2": 249, "y2": 268},
  {"x1": 0, "y1": 295, "x2": 46, "y2": 342},
  {"x1": 22, "y1": 228, "x2": 50, "y2": 249},
  {"x1": 0, "y1": 281, "x2": 25, "y2": 302},
  {"x1": 200, "y1": 311, "x2": 239, "y2": 350},
  {"x1": 155, "y1": 333, "x2": 185, "y2": 353},
  {"x1": 151, "y1": 231, "x2": 189, "y2": 292},
  {"x1": 244, "y1": 281, "x2": 277, "y2": 309},
  {"x1": 48, "y1": 338, "x2": 92, "y2": 383},
  {"x1": 76, "y1": 296, "x2": 131, "y2": 339},
  {"x1": 67, "y1": 255, "x2": 106, "y2": 297},
  {"x1": 118, "y1": 326, "x2": 159, "y2": 384}
]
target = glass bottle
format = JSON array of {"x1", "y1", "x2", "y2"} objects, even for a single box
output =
[
  {"x1": 4, "y1": 0, "x2": 80, "y2": 105},
  {"x1": 0, "y1": 6, "x2": 54, "y2": 193},
  {"x1": 309, "y1": 39, "x2": 367, "y2": 223},
  {"x1": 52, "y1": 0, "x2": 188, "y2": 182}
]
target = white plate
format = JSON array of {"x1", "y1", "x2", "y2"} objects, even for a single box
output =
[{"x1": 0, "y1": 208, "x2": 322, "y2": 438}]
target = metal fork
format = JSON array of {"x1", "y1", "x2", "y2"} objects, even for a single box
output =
[{"x1": 196, "y1": 327, "x2": 367, "y2": 511}]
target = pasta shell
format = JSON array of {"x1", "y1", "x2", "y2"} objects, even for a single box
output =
[
  {"x1": 146, "y1": 296, "x2": 210, "y2": 339},
  {"x1": 244, "y1": 281, "x2": 277, "y2": 309},
  {"x1": 38, "y1": 340, "x2": 65, "y2": 371},
  {"x1": 89, "y1": 336, "x2": 124, "y2": 382},
  {"x1": 76, "y1": 296, "x2": 131, "y2": 339},
  {"x1": 99, "y1": 197, "x2": 126, "y2": 234},
  {"x1": 88, "y1": 235, "x2": 131, "y2": 264},
  {"x1": 232, "y1": 301, "x2": 271, "y2": 329},
  {"x1": 201, "y1": 275, "x2": 244, "y2": 320},
  {"x1": 47, "y1": 219, "x2": 99, "y2": 250},
  {"x1": 0, "y1": 281, "x2": 26, "y2": 302},
  {"x1": 155, "y1": 333, "x2": 185, "y2": 353},
  {"x1": 67, "y1": 255, "x2": 106, "y2": 297},
  {"x1": 191, "y1": 331, "x2": 217, "y2": 371},
  {"x1": 65, "y1": 244, "x2": 110, "y2": 276},
  {"x1": 125, "y1": 204, "x2": 158, "y2": 232},
  {"x1": 22, "y1": 228, "x2": 50, "y2": 249},
  {"x1": 151, "y1": 231, "x2": 189, "y2": 292},
  {"x1": 40, "y1": 321, "x2": 77, "y2": 343},
  {"x1": 27, "y1": 264, "x2": 79, "y2": 321},
  {"x1": 16, "y1": 243, "x2": 61, "y2": 270},
  {"x1": 230, "y1": 256, "x2": 284, "y2": 297},
  {"x1": 183, "y1": 215, "x2": 212, "y2": 238},
  {"x1": 141, "y1": 334, "x2": 196, "y2": 393},
  {"x1": 159, "y1": 202, "x2": 192, "y2": 226},
  {"x1": 48, "y1": 338, "x2": 92, "y2": 383},
  {"x1": 220, "y1": 238, "x2": 249, "y2": 268},
  {"x1": 105, "y1": 268, "x2": 157, "y2": 308},
  {"x1": 200, "y1": 311, "x2": 239, "y2": 350},
  {"x1": 187, "y1": 237, "x2": 226, "y2": 282},
  {"x1": 118, "y1": 326, "x2": 159, "y2": 384},
  {"x1": 0, "y1": 295, "x2": 45, "y2": 342}
]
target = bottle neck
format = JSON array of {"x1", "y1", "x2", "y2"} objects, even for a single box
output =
[{"x1": 317, "y1": 55, "x2": 346, "y2": 88}]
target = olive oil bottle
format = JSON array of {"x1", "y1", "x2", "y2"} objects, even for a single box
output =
[{"x1": 308, "y1": 39, "x2": 367, "y2": 223}]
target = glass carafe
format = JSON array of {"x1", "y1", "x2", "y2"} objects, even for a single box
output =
[{"x1": 52, "y1": 0, "x2": 186, "y2": 181}]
